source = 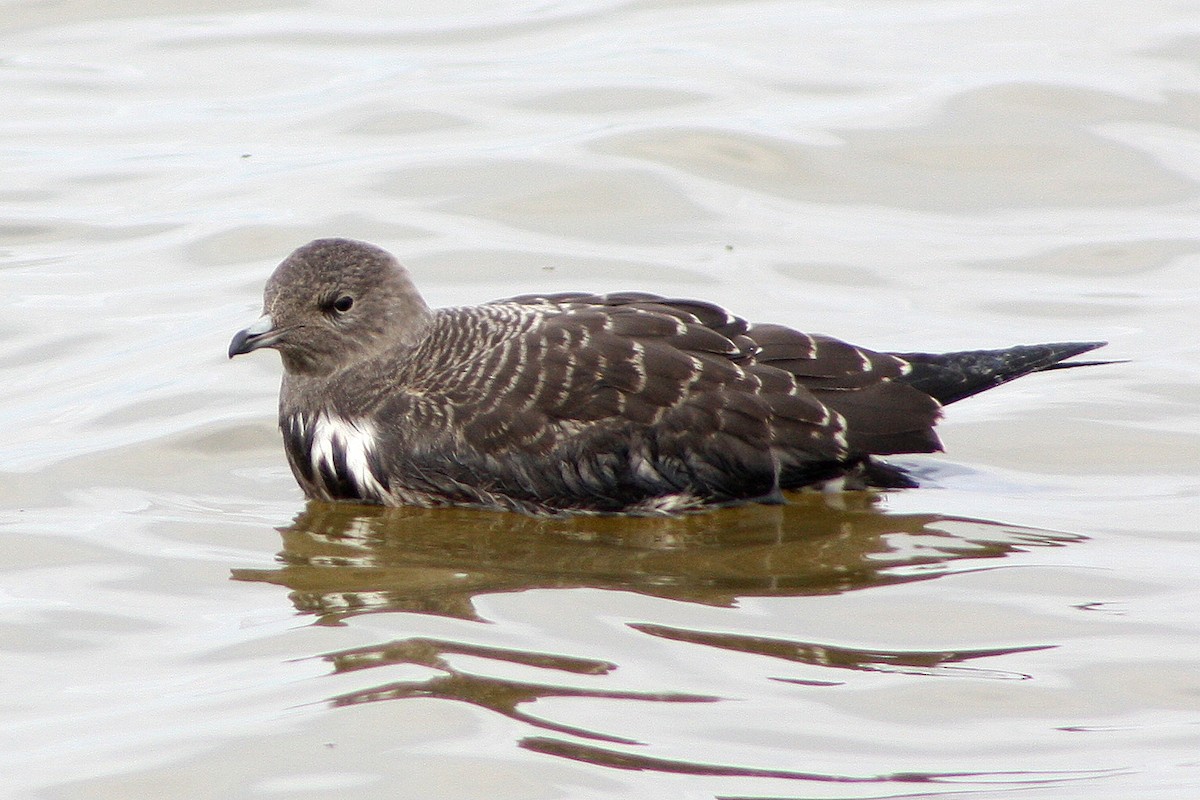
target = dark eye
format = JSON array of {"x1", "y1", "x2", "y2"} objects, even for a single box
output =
[{"x1": 332, "y1": 295, "x2": 354, "y2": 313}]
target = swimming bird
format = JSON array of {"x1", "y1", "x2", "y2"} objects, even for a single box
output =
[{"x1": 229, "y1": 238, "x2": 1106, "y2": 515}]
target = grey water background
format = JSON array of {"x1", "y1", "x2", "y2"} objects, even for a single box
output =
[{"x1": 2, "y1": 2, "x2": 1199, "y2": 798}]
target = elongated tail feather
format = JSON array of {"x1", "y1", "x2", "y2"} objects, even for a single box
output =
[{"x1": 891, "y1": 341, "x2": 1109, "y2": 406}]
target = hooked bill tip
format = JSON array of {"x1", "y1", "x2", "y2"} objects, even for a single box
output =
[{"x1": 228, "y1": 314, "x2": 275, "y2": 358}]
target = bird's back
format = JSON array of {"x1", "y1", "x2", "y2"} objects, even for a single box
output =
[{"x1": 346, "y1": 292, "x2": 968, "y2": 513}]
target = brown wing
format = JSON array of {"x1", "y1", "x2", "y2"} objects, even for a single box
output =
[
  {"x1": 381, "y1": 293, "x2": 942, "y2": 507},
  {"x1": 746, "y1": 323, "x2": 943, "y2": 456},
  {"x1": 498, "y1": 294, "x2": 942, "y2": 459},
  {"x1": 507, "y1": 295, "x2": 939, "y2": 471}
]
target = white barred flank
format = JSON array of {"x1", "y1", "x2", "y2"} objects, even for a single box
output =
[{"x1": 289, "y1": 413, "x2": 389, "y2": 502}]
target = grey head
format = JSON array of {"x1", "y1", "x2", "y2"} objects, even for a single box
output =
[{"x1": 228, "y1": 238, "x2": 433, "y2": 376}]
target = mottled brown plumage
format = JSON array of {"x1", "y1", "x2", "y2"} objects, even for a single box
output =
[{"x1": 229, "y1": 238, "x2": 1106, "y2": 515}]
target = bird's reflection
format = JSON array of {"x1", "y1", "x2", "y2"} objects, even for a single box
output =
[
  {"x1": 232, "y1": 494, "x2": 1086, "y2": 776},
  {"x1": 322, "y1": 637, "x2": 719, "y2": 744},
  {"x1": 233, "y1": 492, "x2": 1081, "y2": 623}
]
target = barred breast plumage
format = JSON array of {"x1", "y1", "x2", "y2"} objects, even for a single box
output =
[{"x1": 229, "y1": 238, "x2": 1108, "y2": 515}]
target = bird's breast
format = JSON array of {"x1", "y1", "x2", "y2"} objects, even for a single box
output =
[{"x1": 282, "y1": 412, "x2": 390, "y2": 503}]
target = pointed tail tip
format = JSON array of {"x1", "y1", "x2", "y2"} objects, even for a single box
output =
[
  {"x1": 1045, "y1": 340, "x2": 1107, "y2": 358},
  {"x1": 890, "y1": 340, "x2": 1118, "y2": 406},
  {"x1": 1037, "y1": 341, "x2": 1122, "y2": 371}
]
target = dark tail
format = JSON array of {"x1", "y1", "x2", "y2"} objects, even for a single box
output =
[{"x1": 890, "y1": 341, "x2": 1110, "y2": 406}]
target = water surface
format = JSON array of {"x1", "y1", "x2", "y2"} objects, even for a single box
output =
[{"x1": 2, "y1": 1, "x2": 1198, "y2": 798}]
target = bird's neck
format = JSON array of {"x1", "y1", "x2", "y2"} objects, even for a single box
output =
[{"x1": 385, "y1": 281, "x2": 436, "y2": 349}]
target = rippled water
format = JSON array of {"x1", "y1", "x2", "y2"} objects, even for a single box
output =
[{"x1": 3, "y1": 2, "x2": 1199, "y2": 798}]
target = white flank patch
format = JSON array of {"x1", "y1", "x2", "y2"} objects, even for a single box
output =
[
  {"x1": 634, "y1": 493, "x2": 703, "y2": 514},
  {"x1": 817, "y1": 476, "x2": 848, "y2": 493},
  {"x1": 309, "y1": 413, "x2": 388, "y2": 500}
]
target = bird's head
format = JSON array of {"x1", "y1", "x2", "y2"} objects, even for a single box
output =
[{"x1": 228, "y1": 238, "x2": 433, "y2": 376}]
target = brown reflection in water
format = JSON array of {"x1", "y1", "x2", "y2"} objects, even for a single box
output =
[
  {"x1": 631, "y1": 623, "x2": 1051, "y2": 681},
  {"x1": 232, "y1": 495, "x2": 1089, "y2": 778},
  {"x1": 322, "y1": 637, "x2": 718, "y2": 744},
  {"x1": 232, "y1": 492, "x2": 1082, "y2": 623},
  {"x1": 521, "y1": 736, "x2": 1119, "y2": 788}
]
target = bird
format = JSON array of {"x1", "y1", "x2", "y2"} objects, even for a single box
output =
[{"x1": 229, "y1": 238, "x2": 1107, "y2": 516}]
